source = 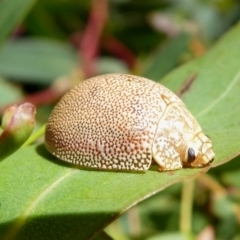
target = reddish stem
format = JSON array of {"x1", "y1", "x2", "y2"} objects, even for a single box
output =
[
  {"x1": 79, "y1": 0, "x2": 109, "y2": 77},
  {"x1": 102, "y1": 35, "x2": 137, "y2": 69},
  {"x1": 0, "y1": 88, "x2": 63, "y2": 116}
]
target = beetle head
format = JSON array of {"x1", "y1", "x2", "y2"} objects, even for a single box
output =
[{"x1": 183, "y1": 132, "x2": 215, "y2": 167}]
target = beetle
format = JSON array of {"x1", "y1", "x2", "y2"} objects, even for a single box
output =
[{"x1": 45, "y1": 74, "x2": 214, "y2": 171}]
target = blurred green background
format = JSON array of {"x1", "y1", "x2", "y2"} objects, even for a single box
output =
[{"x1": 0, "y1": 0, "x2": 240, "y2": 239}]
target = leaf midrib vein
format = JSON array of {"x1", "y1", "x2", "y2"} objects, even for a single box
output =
[{"x1": 196, "y1": 70, "x2": 240, "y2": 118}]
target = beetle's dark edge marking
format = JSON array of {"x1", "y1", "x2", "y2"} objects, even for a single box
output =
[{"x1": 176, "y1": 73, "x2": 197, "y2": 98}]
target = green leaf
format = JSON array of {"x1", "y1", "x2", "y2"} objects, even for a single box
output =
[
  {"x1": 1, "y1": 21, "x2": 240, "y2": 240},
  {"x1": 24, "y1": 1, "x2": 66, "y2": 39},
  {"x1": 143, "y1": 34, "x2": 190, "y2": 81},
  {"x1": 0, "y1": 0, "x2": 36, "y2": 48},
  {"x1": 0, "y1": 38, "x2": 79, "y2": 84},
  {"x1": 221, "y1": 158, "x2": 240, "y2": 188},
  {"x1": 0, "y1": 145, "x2": 206, "y2": 240},
  {"x1": 0, "y1": 78, "x2": 23, "y2": 105},
  {"x1": 147, "y1": 232, "x2": 193, "y2": 240},
  {"x1": 96, "y1": 57, "x2": 128, "y2": 74}
]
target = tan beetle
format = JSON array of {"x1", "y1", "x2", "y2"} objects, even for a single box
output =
[{"x1": 45, "y1": 74, "x2": 215, "y2": 171}]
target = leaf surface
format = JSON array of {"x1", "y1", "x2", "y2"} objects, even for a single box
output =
[
  {"x1": 0, "y1": 0, "x2": 36, "y2": 48},
  {"x1": 0, "y1": 145, "x2": 205, "y2": 240},
  {"x1": 0, "y1": 38, "x2": 79, "y2": 84},
  {"x1": 1, "y1": 23, "x2": 240, "y2": 240},
  {"x1": 0, "y1": 78, "x2": 23, "y2": 105}
]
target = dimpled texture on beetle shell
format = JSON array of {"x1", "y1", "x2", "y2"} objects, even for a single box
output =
[{"x1": 45, "y1": 74, "x2": 184, "y2": 170}]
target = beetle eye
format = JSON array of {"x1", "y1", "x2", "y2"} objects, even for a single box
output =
[
  {"x1": 209, "y1": 158, "x2": 214, "y2": 163},
  {"x1": 187, "y1": 148, "x2": 196, "y2": 163}
]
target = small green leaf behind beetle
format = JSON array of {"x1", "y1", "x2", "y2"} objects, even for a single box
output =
[{"x1": 0, "y1": 102, "x2": 36, "y2": 162}]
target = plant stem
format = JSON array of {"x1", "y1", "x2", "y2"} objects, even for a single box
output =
[
  {"x1": 180, "y1": 179, "x2": 195, "y2": 234},
  {"x1": 23, "y1": 124, "x2": 46, "y2": 146}
]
